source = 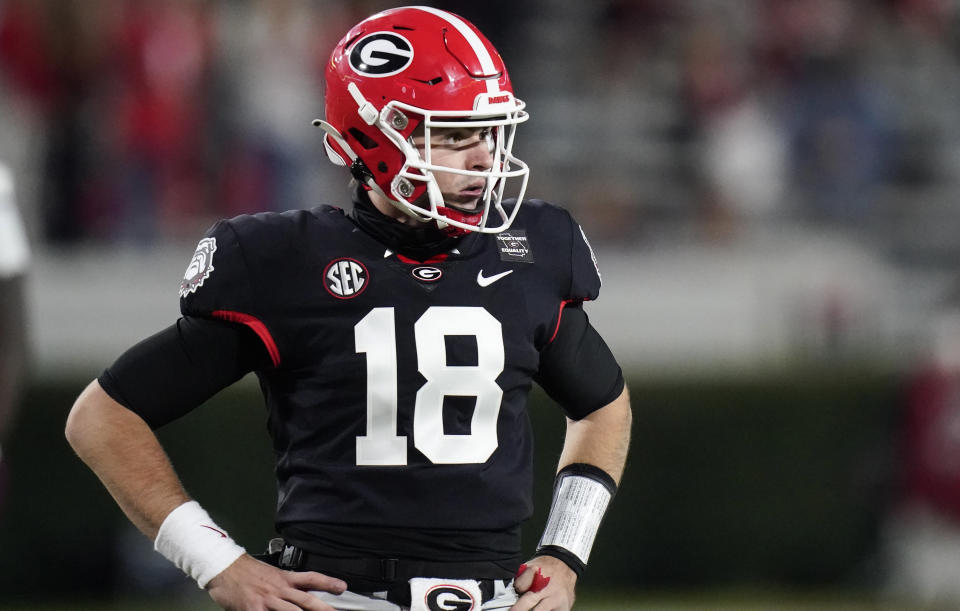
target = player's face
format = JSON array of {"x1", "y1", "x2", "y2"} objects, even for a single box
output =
[{"x1": 412, "y1": 126, "x2": 495, "y2": 211}]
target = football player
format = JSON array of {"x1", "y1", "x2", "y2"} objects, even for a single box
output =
[{"x1": 65, "y1": 7, "x2": 631, "y2": 611}]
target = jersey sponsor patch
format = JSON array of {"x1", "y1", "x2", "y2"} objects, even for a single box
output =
[
  {"x1": 496, "y1": 230, "x2": 534, "y2": 263},
  {"x1": 324, "y1": 258, "x2": 369, "y2": 299},
  {"x1": 179, "y1": 237, "x2": 217, "y2": 298}
]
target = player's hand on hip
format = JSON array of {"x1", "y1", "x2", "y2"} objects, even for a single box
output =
[
  {"x1": 205, "y1": 553, "x2": 347, "y2": 611},
  {"x1": 509, "y1": 555, "x2": 577, "y2": 611}
]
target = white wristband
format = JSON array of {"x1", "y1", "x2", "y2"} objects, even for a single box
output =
[
  {"x1": 537, "y1": 472, "x2": 613, "y2": 566},
  {"x1": 154, "y1": 501, "x2": 246, "y2": 588}
]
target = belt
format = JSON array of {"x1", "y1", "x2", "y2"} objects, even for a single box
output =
[{"x1": 258, "y1": 540, "x2": 508, "y2": 605}]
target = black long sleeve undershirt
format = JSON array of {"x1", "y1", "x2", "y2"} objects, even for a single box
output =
[{"x1": 98, "y1": 316, "x2": 271, "y2": 429}]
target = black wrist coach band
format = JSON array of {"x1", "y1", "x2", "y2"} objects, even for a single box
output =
[{"x1": 534, "y1": 463, "x2": 617, "y2": 576}]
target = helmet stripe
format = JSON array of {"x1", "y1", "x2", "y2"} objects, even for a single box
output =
[{"x1": 410, "y1": 6, "x2": 501, "y2": 95}]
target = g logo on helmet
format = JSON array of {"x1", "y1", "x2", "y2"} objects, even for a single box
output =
[{"x1": 349, "y1": 32, "x2": 414, "y2": 77}]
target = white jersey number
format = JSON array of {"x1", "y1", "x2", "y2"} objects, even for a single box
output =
[{"x1": 354, "y1": 306, "x2": 504, "y2": 466}]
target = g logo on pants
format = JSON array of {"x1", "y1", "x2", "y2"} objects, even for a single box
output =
[{"x1": 426, "y1": 585, "x2": 475, "y2": 611}]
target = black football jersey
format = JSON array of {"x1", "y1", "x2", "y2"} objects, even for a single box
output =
[{"x1": 179, "y1": 199, "x2": 602, "y2": 536}]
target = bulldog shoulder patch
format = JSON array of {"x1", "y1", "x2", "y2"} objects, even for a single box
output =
[{"x1": 179, "y1": 237, "x2": 217, "y2": 298}]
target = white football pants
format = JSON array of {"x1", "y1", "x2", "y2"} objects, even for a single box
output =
[{"x1": 309, "y1": 578, "x2": 518, "y2": 610}]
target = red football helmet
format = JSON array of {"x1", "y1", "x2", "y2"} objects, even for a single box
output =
[{"x1": 315, "y1": 6, "x2": 529, "y2": 235}]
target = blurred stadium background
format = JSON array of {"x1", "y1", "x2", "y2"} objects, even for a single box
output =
[{"x1": 4, "y1": 0, "x2": 960, "y2": 609}]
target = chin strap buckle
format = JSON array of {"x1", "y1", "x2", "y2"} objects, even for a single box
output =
[{"x1": 350, "y1": 159, "x2": 375, "y2": 183}]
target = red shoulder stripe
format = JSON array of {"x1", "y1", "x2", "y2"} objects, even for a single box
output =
[
  {"x1": 212, "y1": 310, "x2": 281, "y2": 368},
  {"x1": 548, "y1": 299, "x2": 577, "y2": 345}
]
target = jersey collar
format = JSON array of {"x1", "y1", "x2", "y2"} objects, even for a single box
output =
[{"x1": 348, "y1": 183, "x2": 463, "y2": 261}]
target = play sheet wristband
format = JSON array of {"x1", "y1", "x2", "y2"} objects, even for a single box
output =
[
  {"x1": 535, "y1": 463, "x2": 616, "y2": 575},
  {"x1": 155, "y1": 500, "x2": 246, "y2": 588}
]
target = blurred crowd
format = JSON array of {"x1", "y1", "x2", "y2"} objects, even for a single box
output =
[
  {"x1": 514, "y1": 0, "x2": 960, "y2": 255},
  {"x1": 0, "y1": 0, "x2": 353, "y2": 244},
  {"x1": 0, "y1": 0, "x2": 959, "y2": 255}
]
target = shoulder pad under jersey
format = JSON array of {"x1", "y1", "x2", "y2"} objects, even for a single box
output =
[{"x1": 512, "y1": 199, "x2": 602, "y2": 302}]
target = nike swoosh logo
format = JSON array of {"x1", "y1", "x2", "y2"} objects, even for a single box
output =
[
  {"x1": 477, "y1": 269, "x2": 513, "y2": 287},
  {"x1": 200, "y1": 525, "x2": 227, "y2": 538}
]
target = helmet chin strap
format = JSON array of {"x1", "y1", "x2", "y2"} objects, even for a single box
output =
[{"x1": 425, "y1": 179, "x2": 486, "y2": 236}]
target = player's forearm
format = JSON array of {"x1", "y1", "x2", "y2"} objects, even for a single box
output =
[
  {"x1": 557, "y1": 385, "x2": 632, "y2": 483},
  {"x1": 523, "y1": 386, "x2": 631, "y2": 590},
  {"x1": 65, "y1": 380, "x2": 190, "y2": 538}
]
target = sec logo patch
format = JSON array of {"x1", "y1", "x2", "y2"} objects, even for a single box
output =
[{"x1": 324, "y1": 258, "x2": 369, "y2": 299}]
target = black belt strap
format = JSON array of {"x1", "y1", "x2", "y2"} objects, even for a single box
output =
[{"x1": 260, "y1": 541, "x2": 503, "y2": 605}]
